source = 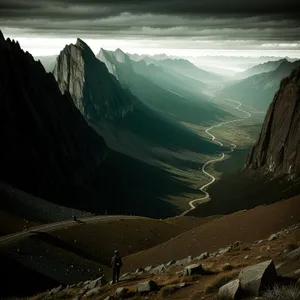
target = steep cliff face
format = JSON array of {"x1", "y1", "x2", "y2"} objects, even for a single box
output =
[
  {"x1": 53, "y1": 39, "x2": 134, "y2": 120},
  {"x1": 245, "y1": 67, "x2": 300, "y2": 179},
  {"x1": 0, "y1": 31, "x2": 106, "y2": 198}
]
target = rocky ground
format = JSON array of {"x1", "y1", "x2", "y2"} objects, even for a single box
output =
[{"x1": 26, "y1": 221, "x2": 300, "y2": 300}]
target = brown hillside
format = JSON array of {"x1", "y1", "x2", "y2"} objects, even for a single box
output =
[{"x1": 124, "y1": 195, "x2": 300, "y2": 271}]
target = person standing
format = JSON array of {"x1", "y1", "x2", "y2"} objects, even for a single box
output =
[{"x1": 111, "y1": 250, "x2": 123, "y2": 283}]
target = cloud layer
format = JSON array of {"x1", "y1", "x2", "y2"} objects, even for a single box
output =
[{"x1": 1, "y1": 0, "x2": 299, "y2": 56}]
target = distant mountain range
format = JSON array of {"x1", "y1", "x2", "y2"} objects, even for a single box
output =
[
  {"x1": 235, "y1": 59, "x2": 288, "y2": 79},
  {"x1": 98, "y1": 48, "x2": 228, "y2": 125},
  {"x1": 219, "y1": 59, "x2": 300, "y2": 110}
]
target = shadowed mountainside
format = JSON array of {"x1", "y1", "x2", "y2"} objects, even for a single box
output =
[{"x1": 0, "y1": 31, "x2": 106, "y2": 201}]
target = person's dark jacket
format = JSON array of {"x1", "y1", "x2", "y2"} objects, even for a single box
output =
[{"x1": 111, "y1": 254, "x2": 123, "y2": 269}]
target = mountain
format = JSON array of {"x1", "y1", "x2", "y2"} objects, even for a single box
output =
[
  {"x1": 53, "y1": 39, "x2": 134, "y2": 120},
  {"x1": 34, "y1": 55, "x2": 57, "y2": 72},
  {"x1": 54, "y1": 41, "x2": 221, "y2": 153},
  {"x1": 245, "y1": 66, "x2": 300, "y2": 179},
  {"x1": 152, "y1": 58, "x2": 222, "y2": 82},
  {"x1": 98, "y1": 48, "x2": 228, "y2": 125},
  {"x1": 132, "y1": 59, "x2": 206, "y2": 97},
  {"x1": 187, "y1": 67, "x2": 300, "y2": 218},
  {"x1": 0, "y1": 31, "x2": 106, "y2": 201},
  {"x1": 0, "y1": 32, "x2": 221, "y2": 218},
  {"x1": 219, "y1": 60, "x2": 300, "y2": 111},
  {"x1": 236, "y1": 59, "x2": 287, "y2": 79}
]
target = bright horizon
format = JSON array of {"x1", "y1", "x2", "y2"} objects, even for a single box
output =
[{"x1": 2, "y1": 33, "x2": 300, "y2": 60}]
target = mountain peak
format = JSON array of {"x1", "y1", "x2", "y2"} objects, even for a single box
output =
[{"x1": 0, "y1": 30, "x2": 5, "y2": 44}]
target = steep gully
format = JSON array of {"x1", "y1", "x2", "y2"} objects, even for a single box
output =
[{"x1": 181, "y1": 86, "x2": 253, "y2": 215}]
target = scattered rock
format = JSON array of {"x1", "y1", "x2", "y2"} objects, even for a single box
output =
[
  {"x1": 218, "y1": 279, "x2": 241, "y2": 300},
  {"x1": 285, "y1": 247, "x2": 300, "y2": 260},
  {"x1": 115, "y1": 287, "x2": 128, "y2": 298},
  {"x1": 150, "y1": 264, "x2": 166, "y2": 274},
  {"x1": 104, "y1": 296, "x2": 114, "y2": 300},
  {"x1": 137, "y1": 280, "x2": 158, "y2": 292},
  {"x1": 87, "y1": 276, "x2": 107, "y2": 289},
  {"x1": 275, "y1": 262, "x2": 286, "y2": 270},
  {"x1": 177, "y1": 282, "x2": 187, "y2": 288},
  {"x1": 196, "y1": 252, "x2": 209, "y2": 260},
  {"x1": 144, "y1": 266, "x2": 153, "y2": 272},
  {"x1": 218, "y1": 246, "x2": 232, "y2": 255},
  {"x1": 120, "y1": 273, "x2": 130, "y2": 280},
  {"x1": 234, "y1": 241, "x2": 241, "y2": 248},
  {"x1": 135, "y1": 267, "x2": 144, "y2": 274},
  {"x1": 238, "y1": 260, "x2": 278, "y2": 296},
  {"x1": 268, "y1": 234, "x2": 278, "y2": 241},
  {"x1": 166, "y1": 260, "x2": 176, "y2": 267},
  {"x1": 183, "y1": 264, "x2": 205, "y2": 276},
  {"x1": 50, "y1": 285, "x2": 63, "y2": 294},
  {"x1": 244, "y1": 255, "x2": 249, "y2": 260},
  {"x1": 85, "y1": 287, "x2": 101, "y2": 297}
]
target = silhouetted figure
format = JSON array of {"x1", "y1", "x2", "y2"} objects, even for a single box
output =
[
  {"x1": 111, "y1": 250, "x2": 123, "y2": 283},
  {"x1": 73, "y1": 215, "x2": 77, "y2": 221}
]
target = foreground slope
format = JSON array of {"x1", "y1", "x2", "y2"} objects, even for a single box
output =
[
  {"x1": 0, "y1": 215, "x2": 203, "y2": 297},
  {"x1": 124, "y1": 195, "x2": 300, "y2": 271},
  {"x1": 0, "y1": 31, "x2": 106, "y2": 202}
]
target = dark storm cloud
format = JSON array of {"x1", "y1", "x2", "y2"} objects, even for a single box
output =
[
  {"x1": 0, "y1": 0, "x2": 299, "y2": 45},
  {"x1": 1, "y1": 0, "x2": 299, "y2": 18}
]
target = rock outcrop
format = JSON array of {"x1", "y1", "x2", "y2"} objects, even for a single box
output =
[
  {"x1": 0, "y1": 31, "x2": 107, "y2": 199},
  {"x1": 53, "y1": 39, "x2": 134, "y2": 120},
  {"x1": 238, "y1": 260, "x2": 278, "y2": 296},
  {"x1": 245, "y1": 67, "x2": 300, "y2": 180}
]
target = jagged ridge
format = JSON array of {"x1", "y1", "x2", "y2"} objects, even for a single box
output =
[
  {"x1": 0, "y1": 31, "x2": 106, "y2": 199},
  {"x1": 53, "y1": 41, "x2": 134, "y2": 120},
  {"x1": 245, "y1": 67, "x2": 300, "y2": 179}
]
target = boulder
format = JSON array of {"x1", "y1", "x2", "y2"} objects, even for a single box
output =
[
  {"x1": 218, "y1": 279, "x2": 241, "y2": 300},
  {"x1": 144, "y1": 266, "x2": 153, "y2": 272},
  {"x1": 115, "y1": 287, "x2": 128, "y2": 298},
  {"x1": 137, "y1": 280, "x2": 158, "y2": 292},
  {"x1": 183, "y1": 264, "x2": 205, "y2": 276},
  {"x1": 150, "y1": 264, "x2": 166, "y2": 274},
  {"x1": 268, "y1": 234, "x2": 278, "y2": 241},
  {"x1": 285, "y1": 247, "x2": 300, "y2": 260},
  {"x1": 166, "y1": 260, "x2": 176, "y2": 267},
  {"x1": 50, "y1": 285, "x2": 63, "y2": 294},
  {"x1": 218, "y1": 246, "x2": 232, "y2": 255},
  {"x1": 85, "y1": 287, "x2": 101, "y2": 297},
  {"x1": 87, "y1": 276, "x2": 107, "y2": 289},
  {"x1": 238, "y1": 260, "x2": 278, "y2": 296},
  {"x1": 135, "y1": 267, "x2": 144, "y2": 274},
  {"x1": 197, "y1": 252, "x2": 209, "y2": 260}
]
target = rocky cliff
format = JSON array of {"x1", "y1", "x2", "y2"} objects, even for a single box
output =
[
  {"x1": 245, "y1": 67, "x2": 300, "y2": 179},
  {"x1": 53, "y1": 39, "x2": 134, "y2": 120},
  {"x1": 0, "y1": 31, "x2": 106, "y2": 199}
]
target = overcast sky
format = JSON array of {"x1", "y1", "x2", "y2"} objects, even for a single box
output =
[{"x1": 1, "y1": 0, "x2": 300, "y2": 57}]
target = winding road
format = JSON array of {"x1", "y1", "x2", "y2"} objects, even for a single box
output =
[{"x1": 181, "y1": 94, "x2": 252, "y2": 216}]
